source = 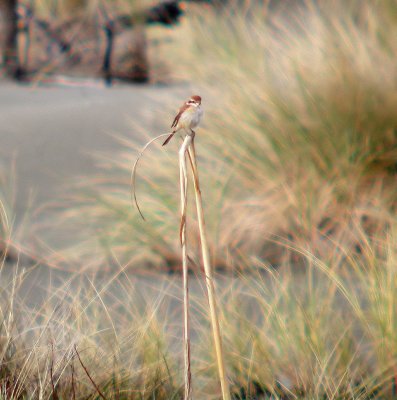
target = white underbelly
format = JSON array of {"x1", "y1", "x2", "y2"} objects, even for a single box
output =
[{"x1": 180, "y1": 106, "x2": 203, "y2": 130}]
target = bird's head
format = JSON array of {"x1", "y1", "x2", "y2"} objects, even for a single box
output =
[{"x1": 187, "y1": 95, "x2": 202, "y2": 106}]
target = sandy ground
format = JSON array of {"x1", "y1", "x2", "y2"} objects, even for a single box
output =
[{"x1": 0, "y1": 80, "x2": 189, "y2": 219}]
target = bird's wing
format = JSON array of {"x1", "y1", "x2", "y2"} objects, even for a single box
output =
[{"x1": 171, "y1": 103, "x2": 190, "y2": 128}]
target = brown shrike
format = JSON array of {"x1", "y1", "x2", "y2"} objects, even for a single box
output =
[{"x1": 162, "y1": 95, "x2": 203, "y2": 146}]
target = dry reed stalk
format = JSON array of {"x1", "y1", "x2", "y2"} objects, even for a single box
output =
[
  {"x1": 132, "y1": 132, "x2": 194, "y2": 399},
  {"x1": 132, "y1": 131, "x2": 230, "y2": 399},
  {"x1": 187, "y1": 137, "x2": 230, "y2": 400},
  {"x1": 179, "y1": 134, "x2": 193, "y2": 399}
]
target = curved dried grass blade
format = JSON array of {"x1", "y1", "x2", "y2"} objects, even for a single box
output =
[{"x1": 131, "y1": 133, "x2": 170, "y2": 221}]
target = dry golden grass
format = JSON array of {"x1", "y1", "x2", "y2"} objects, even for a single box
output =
[
  {"x1": 1, "y1": 224, "x2": 397, "y2": 398},
  {"x1": 44, "y1": 0, "x2": 397, "y2": 273},
  {"x1": 172, "y1": 0, "x2": 397, "y2": 265}
]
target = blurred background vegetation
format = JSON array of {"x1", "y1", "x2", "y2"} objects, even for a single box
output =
[
  {"x1": 0, "y1": 0, "x2": 397, "y2": 398},
  {"x1": 34, "y1": 0, "x2": 396, "y2": 273},
  {"x1": 0, "y1": 0, "x2": 184, "y2": 82}
]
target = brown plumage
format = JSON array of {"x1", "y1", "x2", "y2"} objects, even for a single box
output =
[{"x1": 171, "y1": 103, "x2": 189, "y2": 129}]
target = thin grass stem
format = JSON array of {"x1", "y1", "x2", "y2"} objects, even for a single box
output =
[
  {"x1": 179, "y1": 134, "x2": 193, "y2": 400},
  {"x1": 131, "y1": 133, "x2": 170, "y2": 220},
  {"x1": 187, "y1": 137, "x2": 230, "y2": 400}
]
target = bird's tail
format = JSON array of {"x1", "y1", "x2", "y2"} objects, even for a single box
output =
[{"x1": 162, "y1": 132, "x2": 175, "y2": 146}]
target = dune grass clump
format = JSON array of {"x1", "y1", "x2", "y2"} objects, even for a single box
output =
[
  {"x1": 173, "y1": 0, "x2": 397, "y2": 266},
  {"x1": 49, "y1": 0, "x2": 397, "y2": 272}
]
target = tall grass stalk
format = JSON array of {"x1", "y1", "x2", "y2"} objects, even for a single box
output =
[
  {"x1": 188, "y1": 137, "x2": 230, "y2": 400},
  {"x1": 179, "y1": 134, "x2": 193, "y2": 399}
]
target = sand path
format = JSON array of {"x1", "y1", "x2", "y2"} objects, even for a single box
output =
[{"x1": 0, "y1": 81, "x2": 187, "y2": 219}]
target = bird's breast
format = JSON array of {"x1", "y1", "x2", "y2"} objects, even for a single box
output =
[{"x1": 179, "y1": 106, "x2": 202, "y2": 129}]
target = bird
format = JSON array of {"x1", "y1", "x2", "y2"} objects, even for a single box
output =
[{"x1": 162, "y1": 95, "x2": 203, "y2": 146}]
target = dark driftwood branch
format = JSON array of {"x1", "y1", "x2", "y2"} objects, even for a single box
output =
[
  {"x1": 2, "y1": 0, "x2": 24, "y2": 79},
  {"x1": 34, "y1": 18, "x2": 82, "y2": 67},
  {"x1": 116, "y1": 1, "x2": 183, "y2": 28},
  {"x1": 102, "y1": 19, "x2": 114, "y2": 86},
  {"x1": 34, "y1": 19, "x2": 72, "y2": 54},
  {"x1": 145, "y1": 1, "x2": 183, "y2": 25},
  {"x1": 101, "y1": 1, "x2": 182, "y2": 83}
]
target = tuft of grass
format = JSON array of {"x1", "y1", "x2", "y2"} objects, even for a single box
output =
[
  {"x1": 2, "y1": 225, "x2": 397, "y2": 398},
  {"x1": 0, "y1": 263, "x2": 184, "y2": 399}
]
